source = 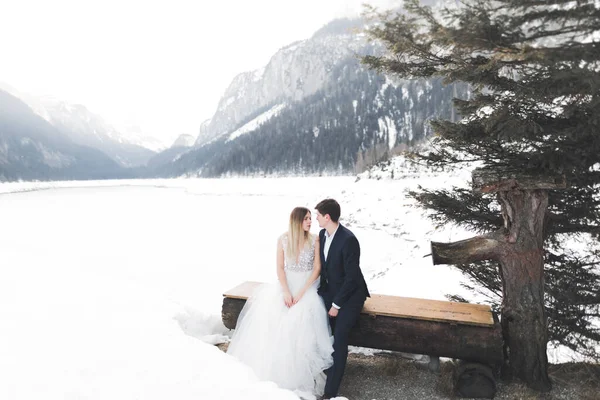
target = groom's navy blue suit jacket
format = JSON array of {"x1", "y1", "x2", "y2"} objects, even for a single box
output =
[{"x1": 318, "y1": 224, "x2": 370, "y2": 308}]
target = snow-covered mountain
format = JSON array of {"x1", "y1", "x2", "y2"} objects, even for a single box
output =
[
  {"x1": 0, "y1": 83, "x2": 158, "y2": 167},
  {"x1": 0, "y1": 90, "x2": 128, "y2": 181},
  {"x1": 142, "y1": 134, "x2": 197, "y2": 177},
  {"x1": 35, "y1": 98, "x2": 157, "y2": 167},
  {"x1": 110, "y1": 122, "x2": 167, "y2": 153},
  {"x1": 196, "y1": 19, "x2": 369, "y2": 146},
  {"x1": 153, "y1": 18, "x2": 467, "y2": 178}
]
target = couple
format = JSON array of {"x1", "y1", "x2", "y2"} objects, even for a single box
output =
[{"x1": 227, "y1": 199, "x2": 370, "y2": 399}]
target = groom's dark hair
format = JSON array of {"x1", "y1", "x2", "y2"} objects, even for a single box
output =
[{"x1": 315, "y1": 198, "x2": 341, "y2": 223}]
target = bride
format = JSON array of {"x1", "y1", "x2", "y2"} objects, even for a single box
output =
[{"x1": 227, "y1": 207, "x2": 333, "y2": 398}]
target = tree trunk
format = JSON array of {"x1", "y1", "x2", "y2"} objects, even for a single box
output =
[
  {"x1": 497, "y1": 189, "x2": 552, "y2": 391},
  {"x1": 429, "y1": 187, "x2": 553, "y2": 391}
]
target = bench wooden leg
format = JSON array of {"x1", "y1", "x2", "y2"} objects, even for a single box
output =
[{"x1": 427, "y1": 356, "x2": 441, "y2": 373}]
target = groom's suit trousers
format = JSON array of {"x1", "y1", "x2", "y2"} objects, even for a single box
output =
[{"x1": 322, "y1": 290, "x2": 366, "y2": 396}]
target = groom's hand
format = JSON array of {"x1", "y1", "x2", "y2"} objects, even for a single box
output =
[{"x1": 328, "y1": 307, "x2": 339, "y2": 317}]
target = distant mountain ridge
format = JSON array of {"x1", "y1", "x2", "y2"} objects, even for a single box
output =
[
  {"x1": 36, "y1": 99, "x2": 156, "y2": 167},
  {"x1": 0, "y1": 90, "x2": 129, "y2": 181},
  {"x1": 0, "y1": 83, "x2": 159, "y2": 167},
  {"x1": 171, "y1": 134, "x2": 195, "y2": 148}
]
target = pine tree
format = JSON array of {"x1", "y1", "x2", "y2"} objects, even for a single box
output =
[{"x1": 363, "y1": 0, "x2": 600, "y2": 388}]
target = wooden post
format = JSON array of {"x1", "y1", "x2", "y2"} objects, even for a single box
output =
[{"x1": 431, "y1": 167, "x2": 566, "y2": 392}]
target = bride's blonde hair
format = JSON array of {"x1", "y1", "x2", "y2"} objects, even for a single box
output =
[{"x1": 287, "y1": 207, "x2": 313, "y2": 263}]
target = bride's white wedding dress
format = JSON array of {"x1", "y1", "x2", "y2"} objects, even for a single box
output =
[{"x1": 227, "y1": 234, "x2": 333, "y2": 397}]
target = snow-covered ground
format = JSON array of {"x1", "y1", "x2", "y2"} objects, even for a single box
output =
[{"x1": 0, "y1": 175, "x2": 594, "y2": 399}]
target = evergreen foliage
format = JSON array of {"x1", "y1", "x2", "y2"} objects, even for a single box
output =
[{"x1": 363, "y1": 0, "x2": 600, "y2": 360}]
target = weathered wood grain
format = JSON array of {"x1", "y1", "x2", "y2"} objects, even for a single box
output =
[{"x1": 223, "y1": 282, "x2": 495, "y2": 327}]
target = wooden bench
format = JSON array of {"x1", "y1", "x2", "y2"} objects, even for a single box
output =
[{"x1": 222, "y1": 281, "x2": 503, "y2": 398}]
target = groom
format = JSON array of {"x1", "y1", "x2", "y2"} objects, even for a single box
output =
[{"x1": 315, "y1": 198, "x2": 370, "y2": 399}]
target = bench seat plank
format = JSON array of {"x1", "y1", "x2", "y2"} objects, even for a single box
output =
[
  {"x1": 363, "y1": 295, "x2": 494, "y2": 327},
  {"x1": 223, "y1": 281, "x2": 494, "y2": 327},
  {"x1": 223, "y1": 281, "x2": 263, "y2": 300}
]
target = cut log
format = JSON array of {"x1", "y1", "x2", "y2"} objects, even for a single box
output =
[
  {"x1": 222, "y1": 282, "x2": 504, "y2": 367},
  {"x1": 431, "y1": 235, "x2": 502, "y2": 265},
  {"x1": 453, "y1": 361, "x2": 497, "y2": 399}
]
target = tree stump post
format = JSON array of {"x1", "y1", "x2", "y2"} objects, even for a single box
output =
[
  {"x1": 431, "y1": 167, "x2": 566, "y2": 392},
  {"x1": 453, "y1": 360, "x2": 497, "y2": 399}
]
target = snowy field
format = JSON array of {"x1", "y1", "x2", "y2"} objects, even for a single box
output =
[{"x1": 0, "y1": 175, "x2": 591, "y2": 399}]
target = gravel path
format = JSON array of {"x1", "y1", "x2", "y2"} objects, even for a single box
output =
[
  {"x1": 339, "y1": 351, "x2": 597, "y2": 400},
  {"x1": 217, "y1": 344, "x2": 598, "y2": 399}
]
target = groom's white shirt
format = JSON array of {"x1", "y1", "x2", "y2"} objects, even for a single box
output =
[
  {"x1": 323, "y1": 224, "x2": 338, "y2": 261},
  {"x1": 324, "y1": 225, "x2": 341, "y2": 310}
]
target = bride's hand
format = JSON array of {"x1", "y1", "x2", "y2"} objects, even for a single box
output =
[
  {"x1": 292, "y1": 291, "x2": 305, "y2": 305},
  {"x1": 283, "y1": 291, "x2": 293, "y2": 307}
]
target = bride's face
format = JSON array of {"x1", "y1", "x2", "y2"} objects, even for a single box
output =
[{"x1": 302, "y1": 212, "x2": 312, "y2": 232}]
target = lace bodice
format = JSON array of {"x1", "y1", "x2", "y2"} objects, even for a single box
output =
[{"x1": 280, "y1": 234, "x2": 316, "y2": 272}]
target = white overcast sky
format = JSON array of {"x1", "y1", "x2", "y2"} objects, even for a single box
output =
[{"x1": 1, "y1": 0, "x2": 396, "y2": 146}]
